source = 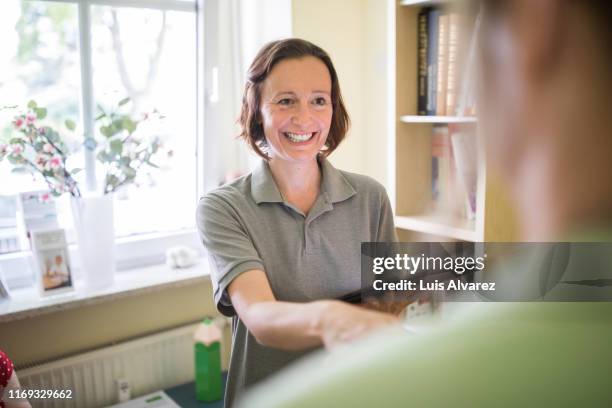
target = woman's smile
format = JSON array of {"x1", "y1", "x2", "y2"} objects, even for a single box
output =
[{"x1": 283, "y1": 131, "x2": 318, "y2": 144}]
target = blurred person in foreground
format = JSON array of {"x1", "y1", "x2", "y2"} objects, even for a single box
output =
[{"x1": 240, "y1": 0, "x2": 612, "y2": 406}]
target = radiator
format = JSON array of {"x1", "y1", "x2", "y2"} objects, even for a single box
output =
[{"x1": 18, "y1": 323, "x2": 200, "y2": 408}]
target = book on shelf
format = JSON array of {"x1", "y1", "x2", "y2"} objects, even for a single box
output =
[
  {"x1": 431, "y1": 125, "x2": 452, "y2": 208},
  {"x1": 431, "y1": 125, "x2": 477, "y2": 220},
  {"x1": 455, "y1": 11, "x2": 480, "y2": 117},
  {"x1": 416, "y1": 7, "x2": 477, "y2": 117},
  {"x1": 417, "y1": 9, "x2": 428, "y2": 115},
  {"x1": 446, "y1": 13, "x2": 460, "y2": 115},
  {"x1": 436, "y1": 13, "x2": 449, "y2": 115},
  {"x1": 426, "y1": 8, "x2": 440, "y2": 115},
  {"x1": 450, "y1": 130, "x2": 477, "y2": 220}
]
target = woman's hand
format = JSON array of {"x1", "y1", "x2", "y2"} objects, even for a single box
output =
[{"x1": 318, "y1": 301, "x2": 401, "y2": 350}]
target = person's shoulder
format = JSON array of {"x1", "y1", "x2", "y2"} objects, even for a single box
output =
[
  {"x1": 339, "y1": 170, "x2": 388, "y2": 198},
  {"x1": 199, "y1": 173, "x2": 253, "y2": 209}
]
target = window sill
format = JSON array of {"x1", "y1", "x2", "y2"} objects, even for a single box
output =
[
  {"x1": 0, "y1": 259, "x2": 211, "y2": 323},
  {"x1": 0, "y1": 228, "x2": 204, "y2": 289}
]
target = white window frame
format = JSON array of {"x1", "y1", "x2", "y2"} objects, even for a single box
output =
[{"x1": 0, "y1": 0, "x2": 208, "y2": 288}]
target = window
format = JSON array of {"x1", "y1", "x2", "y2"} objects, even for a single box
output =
[
  {"x1": 0, "y1": 1, "x2": 82, "y2": 254},
  {"x1": 0, "y1": 0, "x2": 198, "y2": 260},
  {"x1": 89, "y1": 5, "x2": 197, "y2": 237}
]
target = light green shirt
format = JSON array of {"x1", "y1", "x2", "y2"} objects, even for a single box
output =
[
  {"x1": 196, "y1": 156, "x2": 397, "y2": 407},
  {"x1": 241, "y1": 237, "x2": 612, "y2": 407},
  {"x1": 242, "y1": 302, "x2": 612, "y2": 407}
]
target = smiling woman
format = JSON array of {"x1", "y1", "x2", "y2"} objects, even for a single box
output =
[
  {"x1": 260, "y1": 56, "x2": 333, "y2": 163},
  {"x1": 196, "y1": 38, "x2": 400, "y2": 407}
]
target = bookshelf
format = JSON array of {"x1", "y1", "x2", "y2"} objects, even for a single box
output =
[
  {"x1": 388, "y1": 0, "x2": 518, "y2": 242},
  {"x1": 399, "y1": 115, "x2": 477, "y2": 124}
]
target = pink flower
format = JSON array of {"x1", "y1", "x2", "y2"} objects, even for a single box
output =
[
  {"x1": 43, "y1": 143, "x2": 54, "y2": 153},
  {"x1": 48, "y1": 156, "x2": 62, "y2": 170},
  {"x1": 26, "y1": 113, "x2": 36, "y2": 125},
  {"x1": 13, "y1": 117, "x2": 24, "y2": 129},
  {"x1": 41, "y1": 193, "x2": 51, "y2": 202},
  {"x1": 0, "y1": 143, "x2": 7, "y2": 155},
  {"x1": 10, "y1": 144, "x2": 23, "y2": 156}
]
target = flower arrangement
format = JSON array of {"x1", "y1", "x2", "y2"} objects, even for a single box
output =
[
  {"x1": 0, "y1": 101, "x2": 81, "y2": 197},
  {"x1": 91, "y1": 98, "x2": 167, "y2": 194},
  {"x1": 0, "y1": 98, "x2": 168, "y2": 197}
]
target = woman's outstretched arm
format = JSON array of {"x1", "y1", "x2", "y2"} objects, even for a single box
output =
[{"x1": 228, "y1": 269, "x2": 400, "y2": 351}]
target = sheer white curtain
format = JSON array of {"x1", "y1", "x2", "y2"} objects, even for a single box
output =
[{"x1": 200, "y1": 0, "x2": 292, "y2": 193}]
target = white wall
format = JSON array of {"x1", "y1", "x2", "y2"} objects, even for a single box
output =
[{"x1": 292, "y1": 0, "x2": 389, "y2": 187}]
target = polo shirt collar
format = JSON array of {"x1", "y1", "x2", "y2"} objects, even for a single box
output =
[
  {"x1": 319, "y1": 156, "x2": 357, "y2": 203},
  {"x1": 250, "y1": 155, "x2": 357, "y2": 205},
  {"x1": 251, "y1": 160, "x2": 284, "y2": 204}
]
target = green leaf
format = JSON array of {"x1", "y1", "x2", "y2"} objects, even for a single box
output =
[
  {"x1": 27, "y1": 100, "x2": 37, "y2": 109},
  {"x1": 112, "y1": 119, "x2": 125, "y2": 131},
  {"x1": 100, "y1": 125, "x2": 114, "y2": 138},
  {"x1": 35, "y1": 107, "x2": 47, "y2": 120},
  {"x1": 122, "y1": 117, "x2": 137, "y2": 134},
  {"x1": 110, "y1": 139, "x2": 123, "y2": 154},
  {"x1": 97, "y1": 151, "x2": 112, "y2": 163},
  {"x1": 47, "y1": 129, "x2": 60, "y2": 144},
  {"x1": 122, "y1": 166, "x2": 136, "y2": 178},
  {"x1": 118, "y1": 97, "x2": 131, "y2": 107},
  {"x1": 95, "y1": 112, "x2": 106, "y2": 121},
  {"x1": 71, "y1": 168, "x2": 83, "y2": 175},
  {"x1": 65, "y1": 119, "x2": 76, "y2": 131},
  {"x1": 106, "y1": 174, "x2": 119, "y2": 189},
  {"x1": 7, "y1": 155, "x2": 23, "y2": 165},
  {"x1": 96, "y1": 103, "x2": 107, "y2": 115},
  {"x1": 11, "y1": 167, "x2": 29, "y2": 174},
  {"x1": 146, "y1": 160, "x2": 160, "y2": 169}
]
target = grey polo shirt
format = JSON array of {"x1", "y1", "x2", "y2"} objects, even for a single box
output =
[{"x1": 196, "y1": 156, "x2": 397, "y2": 407}]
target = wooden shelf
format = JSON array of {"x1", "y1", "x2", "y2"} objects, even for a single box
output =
[
  {"x1": 389, "y1": 0, "x2": 518, "y2": 242},
  {"x1": 400, "y1": 0, "x2": 444, "y2": 6},
  {"x1": 400, "y1": 115, "x2": 477, "y2": 124},
  {"x1": 395, "y1": 215, "x2": 479, "y2": 242}
]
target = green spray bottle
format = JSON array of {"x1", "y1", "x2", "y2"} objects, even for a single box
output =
[{"x1": 194, "y1": 318, "x2": 223, "y2": 402}]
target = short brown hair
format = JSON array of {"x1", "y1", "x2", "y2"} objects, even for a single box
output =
[{"x1": 238, "y1": 38, "x2": 350, "y2": 160}]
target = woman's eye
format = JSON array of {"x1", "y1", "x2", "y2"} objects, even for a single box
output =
[
  {"x1": 278, "y1": 98, "x2": 294, "y2": 106},
  {"x1": 313, "y1": 97, "x2": 328, "y2": 106}
]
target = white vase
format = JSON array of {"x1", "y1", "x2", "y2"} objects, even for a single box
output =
[{"x1": 71, "y1": 193, "x2": 115, "y2": 289}]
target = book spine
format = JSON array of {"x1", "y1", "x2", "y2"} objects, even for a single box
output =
[
  {"x1": 450, "y1": 131, "x2": 478, "y2": 219},
  {"x1": 426, "y1": 9, "x2": 439, "y2": 115},
  {"x1": 456, "y1": 13, "x2": 480, "y2": 116},
  {"x1": 417, "y1": 9, "x2": 429, "y2": 115},
  {"x1": 436, "y1": 14, "x2": 449, "y2": 116},
  {"x1": 431, "y1": 126, "x2": 450, "y2": 209},
  {"x1": 446, "y1": 13, "x2": 460, "y2": 116}
]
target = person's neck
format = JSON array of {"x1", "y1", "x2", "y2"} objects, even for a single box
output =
[
  {"x1": 514, "y1": 124, "x2": 612, "y2": 241},
  {"x1": 268, "y1": 156, "x2": 321, "y2": 214}
]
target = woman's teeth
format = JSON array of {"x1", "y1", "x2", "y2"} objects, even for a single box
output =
[{"x1": 285, "y1": 132, "x2": 314, "y2": 143}]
